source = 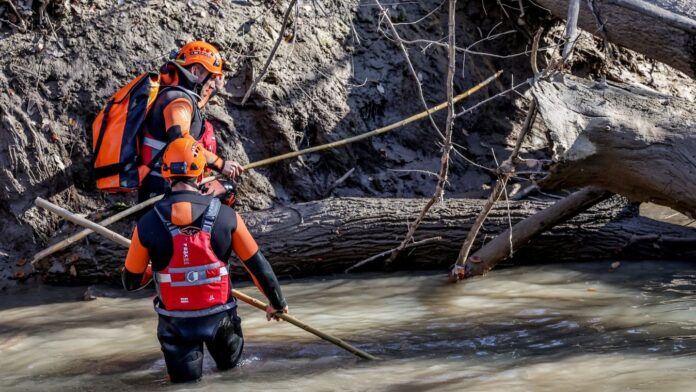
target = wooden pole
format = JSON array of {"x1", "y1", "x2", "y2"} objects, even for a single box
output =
[
  {"x1": 31, "y1": 71, "x2": 503, "y2": 265},
  {"x1": 34, "y1": 197, "x2": 378, "y2": 361},
  {"x1": 30, "y1": 195, "x2": 162, "y2": 266},
  {"x1": 231, "y1": 290, "x2": 379, "y2": 360},
  {"x1": 242, "y1": 70, "x2": 502, "y2": 170}
]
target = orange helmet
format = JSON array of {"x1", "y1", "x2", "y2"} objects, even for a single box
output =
[
  {"x1": 161, "y1": 137, "x2": 206, "y2": 180},
  {"x1": 175, "y1": 41, "x2": 224, "y2": 75}
]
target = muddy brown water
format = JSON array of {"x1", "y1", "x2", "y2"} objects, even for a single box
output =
[{"x1": 1, "y1": 261, "x2": 695, "y2": 391}]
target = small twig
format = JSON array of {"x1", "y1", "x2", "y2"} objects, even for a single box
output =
[
  {"x1": 531, "y1": 27, "x2": 543, "y2": 75},
  {"x1": 501, "y1": 178, "x2": 514, "y2": 258},
  {"x1": 454, "y1": 78, "x2": 531, "y2": 118},
  {"x1": 1, "y1": 0, "x2": 27, "y2": 31},
  {"x1": 393, "y1": 0, "x2": 446, "y2": 26},
  {"x1": 389, "y1": 168, "x2": 442, "y2": 179},
  {"x1": 345, "y1": 236, "x2": 442, "y2": 272},
  {"x1": 323, "y1": 167, "x2": 355, "y2": 197},
  {"x1": 241, "y1": 0, "x2": 298, "y2": 105},
  {"x1": 562, "y1": 0, "x2": 581, "y2": 61}
]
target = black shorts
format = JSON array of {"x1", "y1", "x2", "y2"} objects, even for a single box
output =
[{"x1": 156, "y1": 308, "x2": 244, "y2": 383}]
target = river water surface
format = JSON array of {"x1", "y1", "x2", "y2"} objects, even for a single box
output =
[{"x1": 1, "y1": 261, "x2": 695, "y2": 391}]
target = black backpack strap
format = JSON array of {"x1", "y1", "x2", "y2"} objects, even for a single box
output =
[
  {"x1": 154, "y1": 205, "x2": 181, "y2": 237},
  {"x1": 92, "y1": 99, "x2": 115, "y2": 168},
  {"x1": 201, "y1": 198, "x2": 221, "y2": 233}
]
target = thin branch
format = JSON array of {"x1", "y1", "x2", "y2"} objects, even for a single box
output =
[
  {"x1": 454, "y1": 78, "x2": 531, "y2": 118},
  {"x1": 1, "y1": 0, "x2": 27, "y2": 31},
  {"x1": 345, "y1": 236, "x2": 442, "y2": 273},
  {"x1": 449, "y1": 99, "x2": 538, "y2": 282},
  {"x1": 384, "y1": 0, "x2": 458, "y2": 265},
  {"x1": 241, "y1": 0, "x2": 298, "y2": 105},
  {"x1": 562, "y1": 0, "x2": 581, "y2": 60},
  {"x1": 374, "y1": 1, "x2": 445, "y2": 140},
  {"x1": 393, "y1": 0, "x2": 446, "y2": 26}
]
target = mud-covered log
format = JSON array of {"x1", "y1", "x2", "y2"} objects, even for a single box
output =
[
  {"x1": 35, "y1": 196, "x2": 696, "y2": 284},
  {"x1": 533, "y1": 0, "x2": 696, "y2": 78},
  {"x1": 534, "y1": 75, "x2": 696, "y2": 217}
]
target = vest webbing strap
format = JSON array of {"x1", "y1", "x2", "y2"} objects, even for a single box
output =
[{"x1": 155, "y1": 299, "x2": 237, "y2": 318}]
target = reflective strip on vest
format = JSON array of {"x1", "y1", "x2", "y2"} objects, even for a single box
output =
[
  {"x1": 156, "y1": 266, "x2": 229, "y2": 287},
  {"x1": 167, "y1": 261, "x2": 223, "y2": 274}
]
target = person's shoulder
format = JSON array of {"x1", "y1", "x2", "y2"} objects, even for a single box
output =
[
  {"x1": 216, "y1": 203, "x2": 238, "y2": 228},
  {"x1": 218, "y1": 203, "x2": 236, "y2": 216},
  {"x1": 134, "y1": 208, "x2": 163, "y2": 245}
]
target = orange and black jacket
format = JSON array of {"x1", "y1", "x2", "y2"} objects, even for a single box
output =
[
  {"x1": 145, "y1": 61, "x2": 225, "y2": 171},
  {"x1": 122, "y1": 191, "x2": 287, "y2": 310}
]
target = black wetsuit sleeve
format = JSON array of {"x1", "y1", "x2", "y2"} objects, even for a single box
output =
[
  {"x1": 243, "y1": 251, "x2": 287, "y2": 310},
  {"x1": 122, "y1": 269, "x2": 145, "y2": 291}
]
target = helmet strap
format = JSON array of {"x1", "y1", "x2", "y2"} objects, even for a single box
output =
[
  {"x1": 170, "y1": 177, "x2": 200, "y2": 189},
  {"x1": 195, "y1": 72, "x2": 214, "y2": 96}
]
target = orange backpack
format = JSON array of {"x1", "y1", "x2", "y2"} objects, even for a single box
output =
[{"x1": 92, "y1": 72, "x2": 160, "y2": 193}]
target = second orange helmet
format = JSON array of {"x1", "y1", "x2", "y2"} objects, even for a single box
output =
[{"x1": 161, "y1": 137, "x2": 206, "y2": 179}]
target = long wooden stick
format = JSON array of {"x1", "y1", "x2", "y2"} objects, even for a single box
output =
[
  {"x1": 242, "y1": 70, "x2": 502, "y2": 170},
  {"x1": 230, "y1": 289, "x2": 379, "y2": 360},
  {"x1": 31, "y1": 195, "x2": 162, "y2": 266},
  {"x1": 34, "y1": 197, "x2": 378, "y2": 361},
  {"x1": 30, "y1": 71, "x2": 503, "y2": 265}
]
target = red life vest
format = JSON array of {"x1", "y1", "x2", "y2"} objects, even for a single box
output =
[{"x1": 153, "y1": 198, "x2": 235, "y2": 317}]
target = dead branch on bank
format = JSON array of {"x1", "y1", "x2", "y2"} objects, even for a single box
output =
[
  {"x1": 241, "y1": 0, "x2": 298, "y2": 105},
  {"x1": 461, "y1": 186, "x2": 612, "y2": 278},
  {"x1": 352, "y1": 3, "x2": 545, "y2": 271},
  {"x1": 382, "y1": 0, "x2": 459, "y2": 265}
]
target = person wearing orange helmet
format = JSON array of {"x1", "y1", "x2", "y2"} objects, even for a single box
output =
[
  {"x1": 122, "y1": 138, "x2": 288, "y2": 383},
  {"x1": 139, "y1": 40, "x2": 243, "y2": 202}
]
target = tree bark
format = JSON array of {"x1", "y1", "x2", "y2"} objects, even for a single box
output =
[
  {"x1": 533, "y1": 0, "x2": 696, "y2": 78},
  {"x1": 35, "y1": 196, "x2": 696, "y2": 284},
  {"x1": 533, "y1": 74, "x2": 696, "y2": 218}
]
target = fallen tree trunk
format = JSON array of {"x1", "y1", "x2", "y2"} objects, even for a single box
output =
[
  {"x1": 533, "y1": 0, "x2": 696, "y2": 78},
  {"x1": 35, "y1": 196, "x2": 696, "y2": 284},
  {"x1": 533, "y1": 74, "x2": 696, "y2": 218}
]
